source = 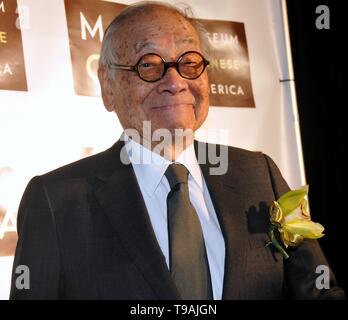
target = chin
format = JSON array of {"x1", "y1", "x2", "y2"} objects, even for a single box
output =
[{"x1": 157, "y1": 121, "x2": 194, "y2": 132}]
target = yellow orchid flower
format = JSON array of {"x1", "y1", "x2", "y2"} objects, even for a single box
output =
[{"x1": 266, "y1": 185, "x2": 324, "y2": 259}]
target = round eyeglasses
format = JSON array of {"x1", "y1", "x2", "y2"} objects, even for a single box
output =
[{"x1": 107, "y1": 51, "x2": 210, "y2": 82}]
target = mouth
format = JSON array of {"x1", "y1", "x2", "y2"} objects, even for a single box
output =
[{"x1": 152, "y1": 103, "x2": 194, "y2": 110}]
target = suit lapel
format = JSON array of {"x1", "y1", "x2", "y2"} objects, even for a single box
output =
[
  {"x1": 91, "y1": 140, "x2": 248, "y2": 300},
  {"x1": 197, "y1": 142, "x2": 248, "y2": 299},
  {"x1": 93, "y1": 141, "x2": 180, "y2": 299}
]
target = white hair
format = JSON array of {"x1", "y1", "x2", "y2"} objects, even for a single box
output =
[{"x1": 98, "y1": 1, "x2": 209, "y2": 79}]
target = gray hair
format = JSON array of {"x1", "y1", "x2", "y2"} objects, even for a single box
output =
[{"x1": 98, "y1": 1, "x2": 208, "y2": 78}]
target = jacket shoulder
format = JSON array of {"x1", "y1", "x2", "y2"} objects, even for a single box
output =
[
  {"x1": 196, "y1": 140, "x2": 265, "y2": 163},
  {"x1": 40, "y1": 141, "x2": 123, "y2": 183}
]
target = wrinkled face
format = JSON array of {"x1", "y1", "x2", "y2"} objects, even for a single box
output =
[{"x1": 99, "y1": 7, "x2": 210, "y2": 138}]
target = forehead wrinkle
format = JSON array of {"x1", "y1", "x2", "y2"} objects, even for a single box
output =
[
  {"x1": 177, "y1": 37, "x2": 198, "y2": 46},
  {"x1": 134, "y1": 37, "x2": 199, "y2": 55},
  {"x1": 134, "y1": 41, "x2": 157, "y2": 54}
]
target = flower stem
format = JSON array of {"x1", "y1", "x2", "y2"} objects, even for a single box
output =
[{"x1": 266, "y1": 225, "x2": 290, "y2": 259}]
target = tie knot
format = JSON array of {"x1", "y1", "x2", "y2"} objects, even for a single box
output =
[{"x1": 165, "y1": 163, "x2": 189, "y2": 189}]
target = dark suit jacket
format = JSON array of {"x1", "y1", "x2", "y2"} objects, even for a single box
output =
[{"x1": 10, "y1": 140, "x2": 344, "y2": 299}]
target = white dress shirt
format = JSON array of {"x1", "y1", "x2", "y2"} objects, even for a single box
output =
[{"x1": 124, "y1": 134, "x2": 226, "y2": 300}]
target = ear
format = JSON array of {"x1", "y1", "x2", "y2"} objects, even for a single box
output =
[{"x1": 98, "y1": 68, "x2": 115, "y2": 112}]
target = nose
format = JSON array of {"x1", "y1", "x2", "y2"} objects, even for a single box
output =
[{"x1": 157, "y1": 67, "x2": 189, "y2": 95}]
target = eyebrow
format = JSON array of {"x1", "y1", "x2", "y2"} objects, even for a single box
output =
[
  {"x1": 135, "y1": 41, "x2": 157, "y2": 54},
  {"x1": 134, "y1": 37, "x2": 198, "y2": 54}
]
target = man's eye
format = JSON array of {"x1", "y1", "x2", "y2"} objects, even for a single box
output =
[
  {"x1": 183, "y1": 61, "x2": 197, "y2": 65},
  {"x1": 140, "y1": 62, "x2": 152, "y2": 68},
  {"x1": 182, "y1": 60, "x2": 203, "y2": 69},
  {"x1": 140, "y1": 62, "x2": 161, "y2": 69}
]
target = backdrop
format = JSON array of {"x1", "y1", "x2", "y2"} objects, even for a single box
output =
[
  {"x1": 286, "y1": 0, "x2": 347, "y2": 294},
  {"x1": 0, "y1": 0, "x2": 304, "y2": 299}
]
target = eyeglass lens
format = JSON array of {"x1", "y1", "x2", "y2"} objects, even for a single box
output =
[{"x1": 137, "y1": 52, "x2": 206, "y2": 81}]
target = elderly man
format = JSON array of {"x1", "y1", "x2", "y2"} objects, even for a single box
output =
[{"x1": 10, "y1": 2, "x2": 343, "y2": 299}]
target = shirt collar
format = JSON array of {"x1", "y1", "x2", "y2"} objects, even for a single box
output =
[{"x1": 124, "y1": 132, "x2": 203, "y2": 196}]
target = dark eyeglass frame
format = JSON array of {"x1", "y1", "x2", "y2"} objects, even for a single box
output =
[{"x1": 107, "y1": 51, "x2": 210, "y2": 82}]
